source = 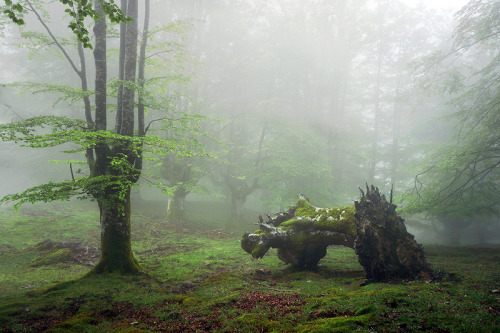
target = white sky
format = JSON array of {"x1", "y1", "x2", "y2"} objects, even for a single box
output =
[{"x1": 403, "y1": 0, "x2": 469, "y2": 10}]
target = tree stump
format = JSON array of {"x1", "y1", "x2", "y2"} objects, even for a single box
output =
[{"x1": 354, "y1": 185, "x2": 434, "y2": 281}]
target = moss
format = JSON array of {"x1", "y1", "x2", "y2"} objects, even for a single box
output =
[
  {"x1": 47, "y1": 312, "x2": 96, "y2": 332},
  {"x1": 315, "y1": 206, "x2": 356, "y2": 237},
  {"x1": 230, "y1": 313, "x2": 277, "y2": 331},
  {"x1": 27, "y1": 240, "x2": 63, "y2": 252},
  {"x1": 295, "y1": 199, "x2": 317, "y2": 218},
  {"x1": 182, "y1": 297, "x2": 201, "y2": 306},
  {"x1": 279, "y1": 218, "x2": 314, "y2": 231},
  {"x1": 289, "y1": 232, "x2": 314, "y2": 250},
  {"x1": 283, "y1": 201, "x2": 356, "y2": 237},
  {"x1": 30, "y1": 249, "x2": 72, "y2": 267},
  {"x1": 201, "y1": 272, "x2": 243, "y2": 286},
  {"x1": 299, "y1": 313, "x2": 373, "y2": 332},
  {"x1": 355, "y1": 305, "x2": 374, "y2": 316}
]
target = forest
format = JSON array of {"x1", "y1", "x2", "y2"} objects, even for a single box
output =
[{"x1": 0, "y1": 0, "x2": 499, "y2": 332}]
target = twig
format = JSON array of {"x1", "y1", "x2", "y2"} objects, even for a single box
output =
[{"x1": 70, "y1": 163, "x2": 75, "y2": 181}]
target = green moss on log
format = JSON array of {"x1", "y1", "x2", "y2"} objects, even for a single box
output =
[
  {"x1": 295, "y1": 199, "x2": 318, "y2": 217},
  {"x1": 241, "y1": 197, "x2": 357, "y2": 268}
]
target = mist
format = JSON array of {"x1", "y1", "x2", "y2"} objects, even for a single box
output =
[
  {"x1": 1, "y1": 1, "x2": 500, "y2": 331},
  {"x1": 1, "y1": 0, "x2": 499, "y2": 245}
]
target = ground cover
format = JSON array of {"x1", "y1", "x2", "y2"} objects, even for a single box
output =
[{"x1": 0, "y1": 201, "x2": 499, "y2": 332}]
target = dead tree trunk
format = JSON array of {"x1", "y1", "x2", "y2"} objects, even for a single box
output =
[{"x1": 242, "y1": 187, "x2": 435, "y2": 281}]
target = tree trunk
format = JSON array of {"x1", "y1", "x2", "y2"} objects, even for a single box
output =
[
  {"x1": 242, "y1": 189, "x2": 435, "y2": 281},
  {"x1": 87, "y1": 190, "x2": 141, "y2": 275},
  {"x1": 84, "y1": 0, "x2": 143, "y2": 275},
  {"x1": 166, "y1": 188, "x2": 187, "y2": 222},
  {"x1": 115, "y1": 0, "x2": 128, "y2": 134},
  {"x1": 229, "y1": 189, "x2": 246, "y2": 224},
  {"x1": 120, "y1": 0, "x2": 138, "y2": 137},
  {"x1": 241, "y1": 196, "x2": 356, "y2": 269}
]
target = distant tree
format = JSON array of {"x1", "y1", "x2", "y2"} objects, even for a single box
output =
[{"x1": 401, "y1": 0, "x2": 500, "y2": 244}]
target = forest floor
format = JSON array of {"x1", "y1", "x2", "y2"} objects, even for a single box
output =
[{"x1": 0, "y1": 200, "x2": 499, "y2": 332}]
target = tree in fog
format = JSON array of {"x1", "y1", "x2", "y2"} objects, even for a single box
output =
[
  {"x1": 1, "y1": 0, "x2": 204, "y2": 274},
  {"x1": 403, "y1": 0, "x2": 500, "y2": 244}
]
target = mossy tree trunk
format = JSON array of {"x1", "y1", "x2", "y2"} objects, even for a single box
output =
[
  {"x1": 241, "y1": 196, "x2": 357, "y2": 269},
  {"x1": 88, "y1": 190, "x2": 141, "y2": 274},
  {"x1": 242, "y1": 188, "x2": 435, "y2": 281},
  {"x1": 85, "y1": 0, "x2": 145, "y2": 275},
  {"x1": 226, "y1": 126, "x2": 266, "y2": 225}
]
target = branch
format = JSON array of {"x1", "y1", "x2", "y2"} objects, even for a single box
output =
[
  {"x1": 25, "y1": 0, "x2": 82, "y2": 78},
  {"x1": 144, "y1": 117, "x2": 166, "y2": 135},
  {"x1": 145, "y1": 49, "x2": 175, "y2": 60}
]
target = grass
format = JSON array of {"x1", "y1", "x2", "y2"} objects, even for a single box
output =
[{"x1": 0, "y1": 200, "x2": 499, "y2": 332}]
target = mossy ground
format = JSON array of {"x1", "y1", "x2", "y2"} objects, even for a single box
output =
[{"x1": 1, "y1": 200, "x2": 499, "y2": 332}]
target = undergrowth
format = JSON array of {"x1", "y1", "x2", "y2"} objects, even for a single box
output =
[{"x1": 0, "y1": 200, "x2": 499, "y2": 332}]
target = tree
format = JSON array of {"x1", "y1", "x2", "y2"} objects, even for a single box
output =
[
  {"x1": 1, "y1": 0, "x2": 203, "y2": 274},
  {"x1": 2, "y1": 0, "x2": 129, "y2": 48},
  {"x1": 402, "y1": 0, "x2": 500, "y2": 244}
]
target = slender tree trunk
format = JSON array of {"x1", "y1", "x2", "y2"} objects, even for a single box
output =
[
  {"x1": 121, "y1": 0, "x2": 138, "y2": 137},
  {"x1": 93, "y1": 2, "x2": 107, "y2": 132},
  {"x1": 115, "y1": 0, "x2": 128, "y2": 134},
  {"x1": 137, "y1": 0, "x2": 150, "y2": 137}
]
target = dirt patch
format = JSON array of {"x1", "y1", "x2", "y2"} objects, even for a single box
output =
[
  {"x1": 27, "y1": 239, "x2": 99, "y2": 266},
  {"x1": 0, "y1": 244, "x2": 16, "y2": 254},
  {"x1": 235, "y1": 291, "x2": 306, "y2": 316}
]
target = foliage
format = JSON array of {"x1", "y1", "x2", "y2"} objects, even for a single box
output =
[
  {"x1": 2, "y1": 0, "x2": 131, "y2": 48},
  {"x1": 4, "y1": 82, "x2": 94, "y2": 106},
  {"x1": 0, "y1": 114, "x2": 208, "y2": 210},
  {"x1": 0, "y1": 2, "x2": 211, "y2": 216},
  {"x1": 401, "y1": 0, "x2": 500, "y2": 218}
]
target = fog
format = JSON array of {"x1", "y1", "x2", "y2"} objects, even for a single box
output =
[{"x1": 1, "y1": 0, "x2": 499, "y2": 246}]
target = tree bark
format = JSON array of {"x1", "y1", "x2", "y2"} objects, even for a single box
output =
[
  {"x1": 115, "y1": 0, "x2": 128, "y2": 134},
  {"x1": 229, "y1": 186, "x2": 247, "y2": 222},
  {"x1": 93, "y1": 1, "x2": 107, "y2": 131},
  {"x1": 120, "y1": 0, "x2": 138, "y2": 137},
  {"x1": 87, "y1": 190, "x2": 141, "y2": 275},
  {"x1": 137, "y1": 0, "x2": 150, "y2": 137}
]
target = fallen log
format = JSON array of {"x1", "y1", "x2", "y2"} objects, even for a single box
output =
[{"x1": 241, "y1": 186, "x2": 434, "y2": 281}]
